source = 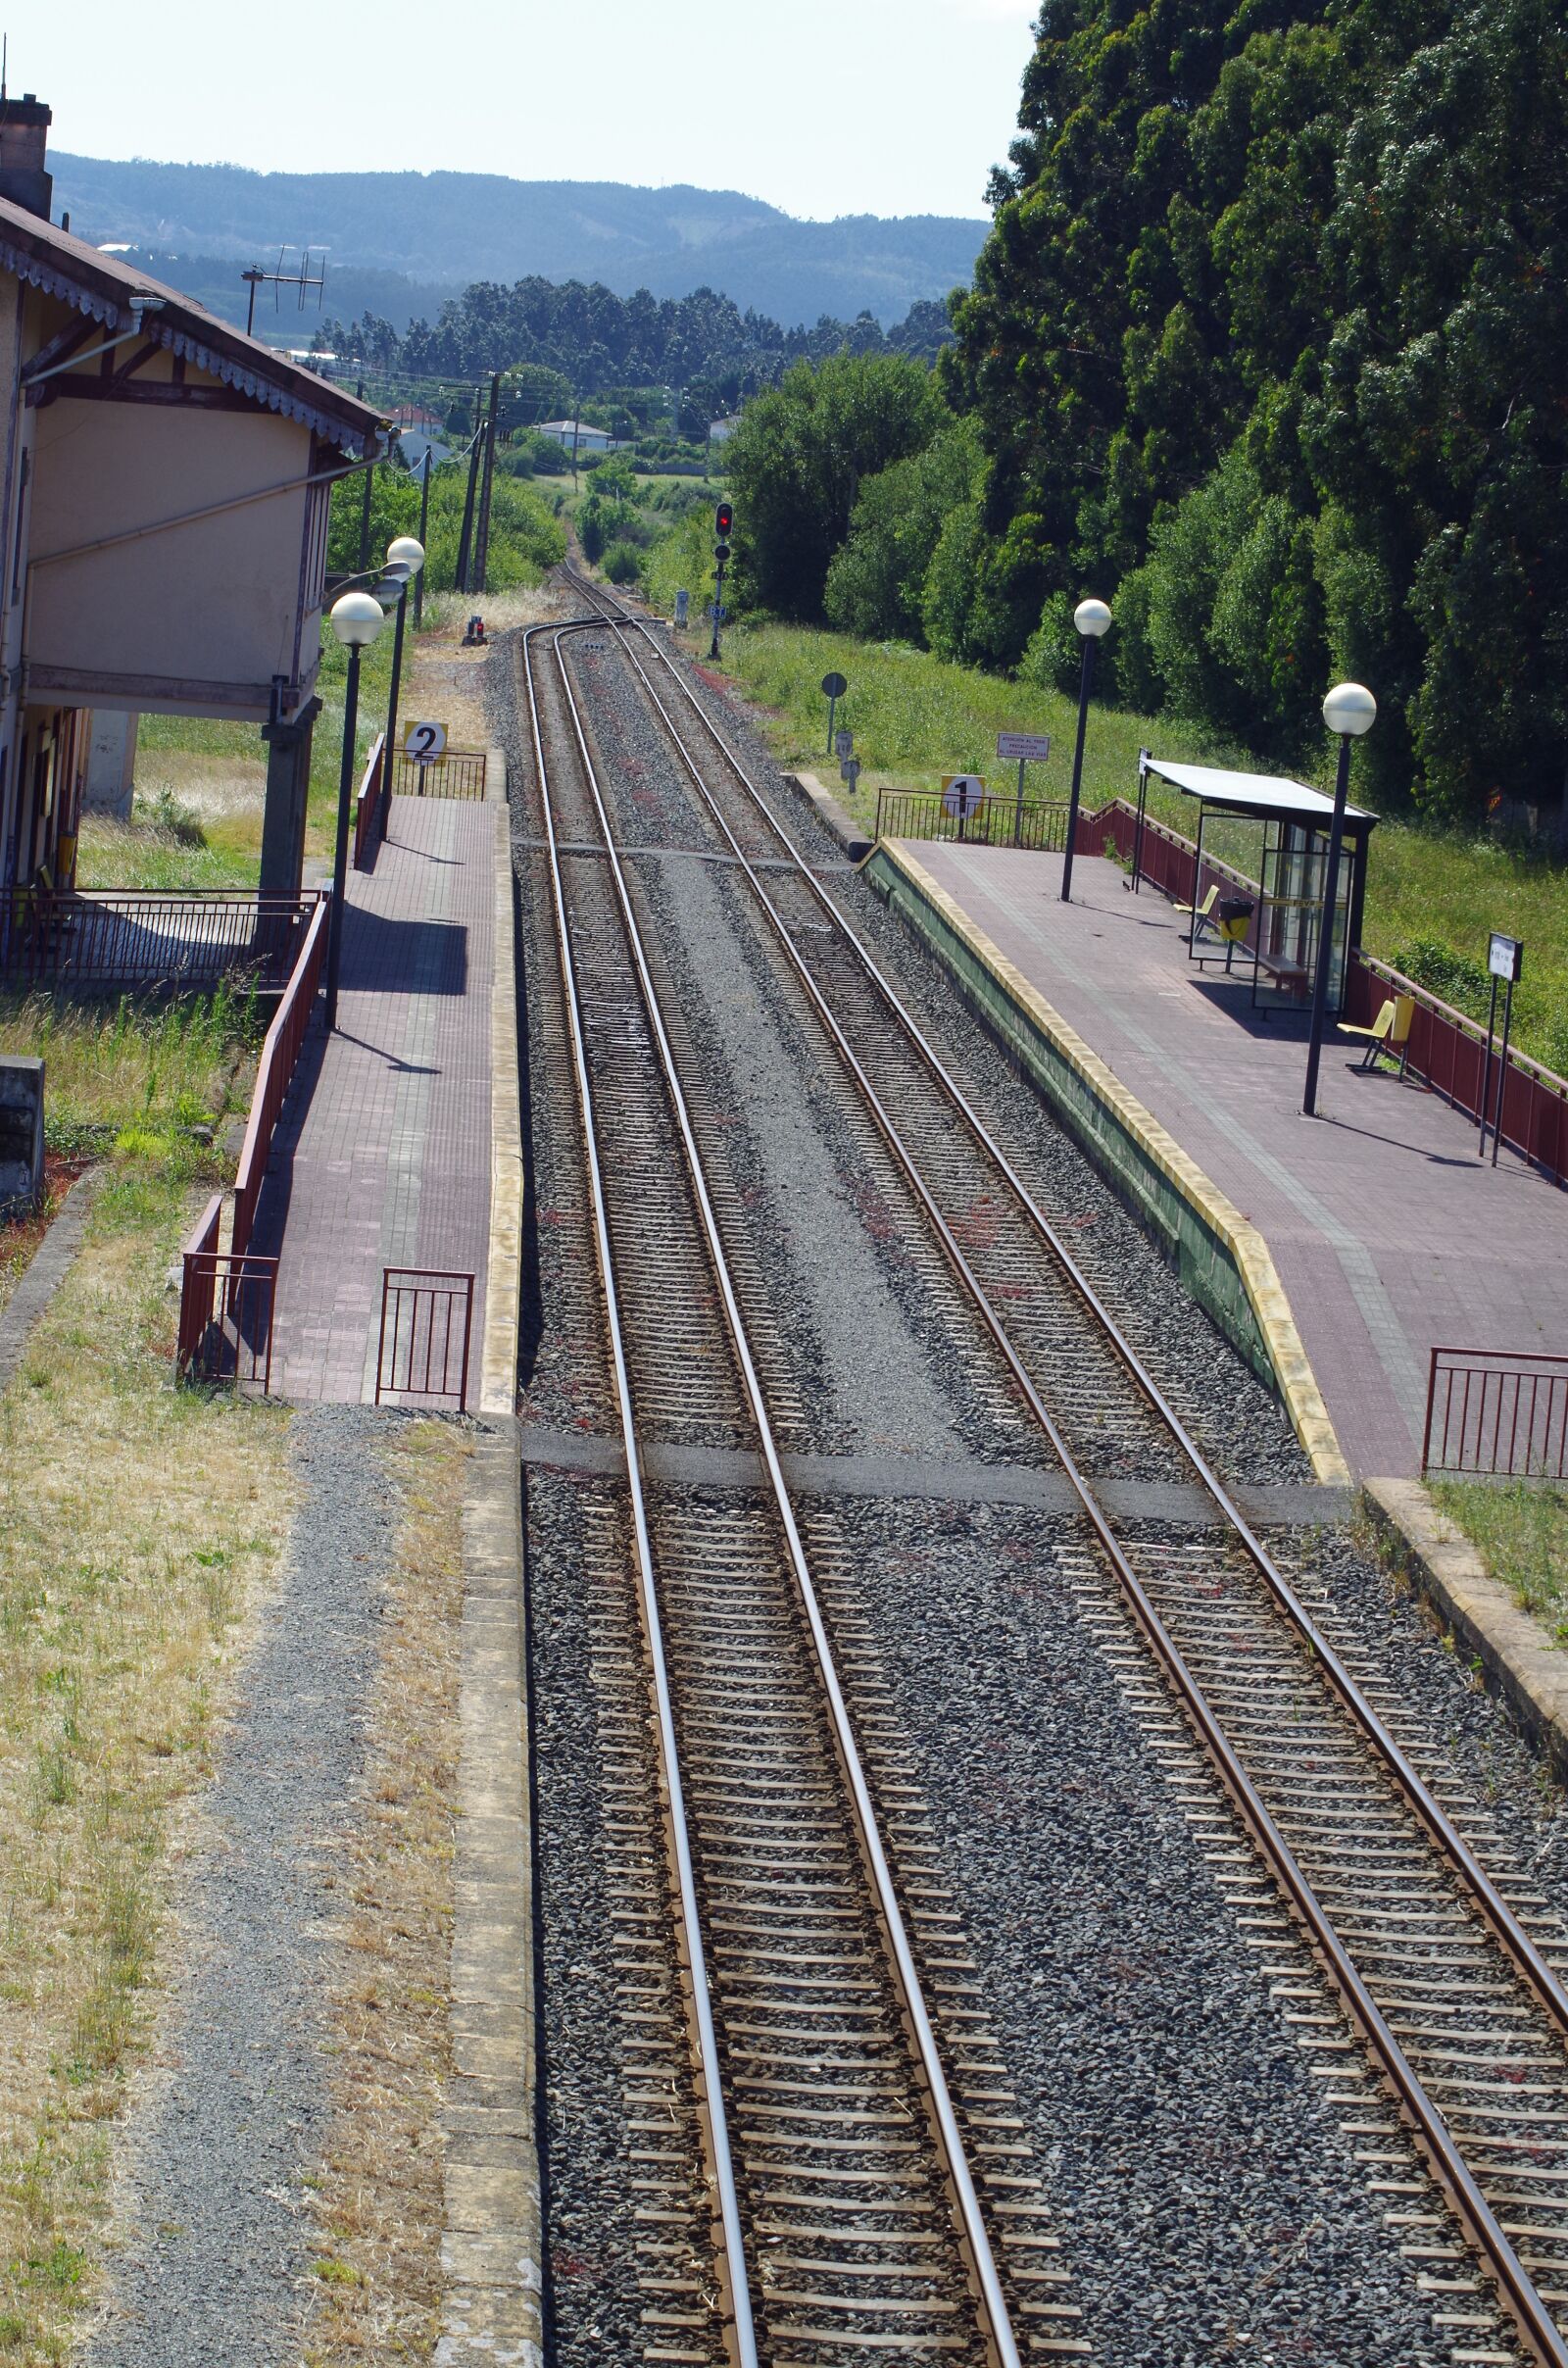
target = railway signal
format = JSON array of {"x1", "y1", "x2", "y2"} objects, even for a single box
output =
[{"x1": 710, "y1": 504, "x2": 733, "y2": 661}]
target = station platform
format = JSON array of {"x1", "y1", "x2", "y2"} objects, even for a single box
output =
[
  {"x1": 253, "y1": 794, "x2": 503, "y2": 1406},
  {"x1": 888, "y1": 840, "x2": 1568, "y2": 1481}
]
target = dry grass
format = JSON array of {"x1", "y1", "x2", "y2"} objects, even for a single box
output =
[
  {"x1": 302, "y1": 1418, "x2": 470, "y2": 2365},
  {"x1": 0, "y1": 1174, "x2": 295, "y2": 2361}
]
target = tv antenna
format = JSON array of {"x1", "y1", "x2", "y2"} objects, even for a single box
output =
[{"x1": 241, "y1": 245, "x2": 328, "y2": 338}]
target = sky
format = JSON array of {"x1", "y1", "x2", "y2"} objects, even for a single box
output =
[{"x1": 23, "y1": 0, "x2": 1038, "y2": 222}]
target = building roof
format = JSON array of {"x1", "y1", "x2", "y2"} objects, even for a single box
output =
[
  {"x1": 0, "y1": 197, "x2": 386, "y2": 458},
  {"x1": 538, "y1": 419, "x2": 611, "y2": 437},
  {"x1": 1148, "y1": 758, "x2": 1377, "y2": 830}
]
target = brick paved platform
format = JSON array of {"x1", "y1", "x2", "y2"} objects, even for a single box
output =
[
  {"x1": 255, "y1": 796, "x2": 497, "y2": 1404},
  {"x1": 900, "y1": 841, "x2": 1568, "y2": 1480}
]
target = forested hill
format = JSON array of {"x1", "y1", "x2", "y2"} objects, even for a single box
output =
[
  {"x1": 941, "y1": 0, "x2": 1567, "y2": 827},
  {"x1": 327, "y1": 281, "x2": 955, "y2": 419},
  {"x1": 50, "y1": 155, "x2": 986, "y2": 327}
]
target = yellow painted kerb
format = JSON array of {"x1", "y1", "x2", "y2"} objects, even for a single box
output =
[
  {"x1": 480, "y1": 762, "x2": 525, "y2": 1417},
  {"x1": 881, "y1": 841, "x2": 1350, "y2": 1488}
]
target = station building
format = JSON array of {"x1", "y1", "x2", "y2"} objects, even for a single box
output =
[{"x1": 0, "y1": 94, "x2": 387, "y2": 912}]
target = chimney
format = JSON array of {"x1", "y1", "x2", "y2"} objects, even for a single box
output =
[{"x1": 0, "y1": 94, "x2": 53, "y2": 222}]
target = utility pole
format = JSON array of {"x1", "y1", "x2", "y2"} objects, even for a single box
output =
[
  {"x1": 355, "y1": 379, "x2": 374, "y2": 570},
  {"x1": 472, "y1": 372, "x2": 501, "y2": 597},
  {"x1": 414, "y1": 446, "x2": 432, "y2": 628},
  {"x1": 571, "y1": 390, "x2": 581, "y2": 490},
  {"x1": 454, "y1": 389, "x2": 482, "y2": 593}
]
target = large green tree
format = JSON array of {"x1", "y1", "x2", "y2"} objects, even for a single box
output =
[
  {"x1": 950, "y1": 0, "x2": 1568, "y2": 824},
  {"x1": 724, "y1": 354, "x2": 947, "y2": 620}
]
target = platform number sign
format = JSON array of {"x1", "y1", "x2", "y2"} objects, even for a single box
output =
[
  {"x1": 941, "y1": 774, "x2": 986, "y2": 821},
  {"x1": 401, "y1": 720, "x2": 448, "y2": 765}
]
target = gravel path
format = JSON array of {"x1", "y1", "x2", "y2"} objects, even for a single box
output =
[{"x1": 85, "y1": 1405, "x2": 397, "y2": 2368}]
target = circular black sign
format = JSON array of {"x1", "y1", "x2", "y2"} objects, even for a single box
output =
[{"x1": 820, "y1": 670, "x2": 848, "y2": 699}]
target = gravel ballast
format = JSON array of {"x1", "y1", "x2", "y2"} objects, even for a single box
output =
[
  {"x1": 489, "y1": 609, "x2": 1568, "y2": 2364},
  {"x1": 86, "y1": 1405, "x2": 398, "y2": 2368}
]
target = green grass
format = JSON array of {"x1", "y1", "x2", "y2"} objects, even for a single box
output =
[
  {"x1": 1428, "y1": 1479, "x2": 1568, "y2": 1637},
  {"x1": 0, "y1": 986, "x2": 258, "y2": 1168},
  {"x1": 714, "y1": 621, "x2": 1568, "y2": 1073}
]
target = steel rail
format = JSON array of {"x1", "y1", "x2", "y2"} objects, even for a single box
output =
[
  {"x1": 581, "y1": 568, "x2": 1568, "y2": 2043},
  {"x1": 521, "y1": 620, "x2": 759, "y2": 2368},
  {"x1": 537, "y1": 617, "x2": 1024, "y2": 2368},
  {"x1": 559, "y1": 572, "x2": 1568, "y2": 2367}
]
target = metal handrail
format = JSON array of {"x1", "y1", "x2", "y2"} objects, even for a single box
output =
[{"x1": 573, "y1": 567, "x2": 1568, "y2": 2367}]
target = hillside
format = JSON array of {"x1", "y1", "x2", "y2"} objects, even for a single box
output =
[{"x1": 50, "y1": 156, "x2": 987, "y2": 327}]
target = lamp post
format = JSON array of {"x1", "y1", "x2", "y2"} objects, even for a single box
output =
[
  {"x1": 1302, "y1": 680, "x2": 1377, "y2": 1118},
  {"x1": 324, "y1": 590, "x2": 386, "y2": 1034},
  {"x1": 1059, "y1": 598, "x2": 1111, "y2": 904},
  {"x1": 382, "y1": 534, "x2": 425, "y2": 815}
]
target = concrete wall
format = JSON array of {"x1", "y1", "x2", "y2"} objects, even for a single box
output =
[
  {"x1": 82, "y1": 709, "x2": 137, "y2": 818},
  {"x1": 26, "y1": 359, "x2": 317, "y2": 719}
]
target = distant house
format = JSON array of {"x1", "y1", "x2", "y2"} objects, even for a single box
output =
[
  {"x1": 0, "y1": 93, "x2": 386, "y2": 910},
  {"x1": 537, "y1": 419, "x2": 613, "y2": 454},
  {"x1": 708, "y1": 416, "x2": 742, "y2": 445}
]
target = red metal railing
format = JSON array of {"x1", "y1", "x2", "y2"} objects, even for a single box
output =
[
  {"x1": 375, "y1": 1267, "x2": 474, "y2": 1411},
  {"x1": 230, "y1": 892, "x2": 329, "y2": 1258},
  {"x1": 391, "y1": 747, "x2": 488, "y2": 799},
  {"x1": 176, "y1": 1193, "x2": 224, "y2": 1374},
  {"x1": 352, "y1": 732, "x2": 388, "y2": 871},
  {"x1": 175, "y1": 1244, "x2": 278, "y2": 1390},
  {"x1": 3, "y1": 889, "x2": 314, "y2": 991},
  {"x1": 1342, "y1": 952, "x2": 1567, "y2": 1184},
  {"x1": 1422, "y1": 1349, "x2": 1568, "y2": 1483}
]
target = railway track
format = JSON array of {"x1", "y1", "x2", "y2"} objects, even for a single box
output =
[
  {"x1": 524, "y1": 614, "x2": 1083, "y2": 2364},
  {"x1": 523, "y1": 567, "x2": 1568, "y2": 2366}
]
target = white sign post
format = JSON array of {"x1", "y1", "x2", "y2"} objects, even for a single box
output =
[
  {"x1": 1480, "y1": 932, "x2": 1524, "y2": 1166},
  {"x1": 941, "y1": 774, "x2": 987, "y2": 840},
  {"x1": 997, "y1": 729, "x2": 1052, "y2": 847}
]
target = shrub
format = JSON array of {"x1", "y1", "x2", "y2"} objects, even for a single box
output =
[
  {"x1": 1389, "y1": 934, "x2": 1491, "y2": 1020},
  {"x1": 604, "y1": 543, "x2": 643, "y2": 586},
  {"x1": 579, "y1": 502, "x2": 607, "y2": 565}
]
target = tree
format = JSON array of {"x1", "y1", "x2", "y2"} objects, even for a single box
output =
[
  {"x1": 825, "y1": 419, "x2": 984, "y2": 642},
  {"x1": 724, "y1": 353, "x2": 947, "y2": 620}
]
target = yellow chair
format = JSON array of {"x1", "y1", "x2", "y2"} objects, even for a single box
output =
[
  {"x1": 1175, "y1": 883, "x2": 1220, "y2": 923},
  {"x1": 1338, "y1": 993, "x2": 1414, "y2": 1072}
]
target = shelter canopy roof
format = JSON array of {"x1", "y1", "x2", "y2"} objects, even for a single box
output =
[{"x1": 1147, "y1": 758, "x2": 1376, "y2": 830}]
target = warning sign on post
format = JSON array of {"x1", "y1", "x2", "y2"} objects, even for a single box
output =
[{"x1": 997, "y1": 731, "x2": 1052, "y2": 763}]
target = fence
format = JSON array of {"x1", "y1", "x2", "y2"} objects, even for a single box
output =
[
  {"x1": 230, "y1": 892, "x2": 330, "y2": 1258},
  {"x1": 3, "y1": 889, "x2": 315, "y2": 993},
  {"x1": 1342, "y1": 951, "x2": 1568, "y2": 1184},
  {"x1": 175, "y1": 1238, "x2": 278, "y2": 1390},
  {"x1": 875, "y1": 787, "x2": 1080, "y2": 853},
  {"x1": 391, "y1": 748, "x2": 488, "y2": 800},
  {"x1": 375, "y1": 1268, "x2": 474, "y2": 1410},
  {"x1": 352, "y1": 733, "x2": 388, "y2": 871},
  {"x1": 1422, "y1": 1349, "x2": 1568, "y2": 1483}
]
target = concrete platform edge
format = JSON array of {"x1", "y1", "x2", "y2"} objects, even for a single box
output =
[
  {"x1": 438, "y1": 1419, "x2": 542, "y2": 2367},
  {"x1": 1361, "y1": 1476, "x2": 1568, "y2": 1782},
  {"x1": 784, "y1": 768, "x2": 876, "y2": 862},
  {"x1": 480, "y1": 773, "x2": 524, "y2": 1418},
  {"x1": 0, "y1": 1165, "x2": 99, "y2": 1399},
  {"x1": 865, "y1": 839, "x2": 1349, "y2": 1489}
]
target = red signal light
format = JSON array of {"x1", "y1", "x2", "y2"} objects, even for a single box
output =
[{"x1": 715, "y1": 503, "x2": 734, "y2": 538}]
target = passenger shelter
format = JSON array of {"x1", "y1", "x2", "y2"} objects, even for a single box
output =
[{"x1": 1133, "y1": 757, "x2": 1378, "y2": 1014}]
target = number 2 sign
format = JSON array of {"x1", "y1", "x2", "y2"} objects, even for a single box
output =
[{"x1": 401, "y1": 719, "x2": 448, "y2": 765}]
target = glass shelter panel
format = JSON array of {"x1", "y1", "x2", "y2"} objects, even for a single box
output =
[{"x1": 1256, "y1": 821, "x2": 1350, "y2": 1012}]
